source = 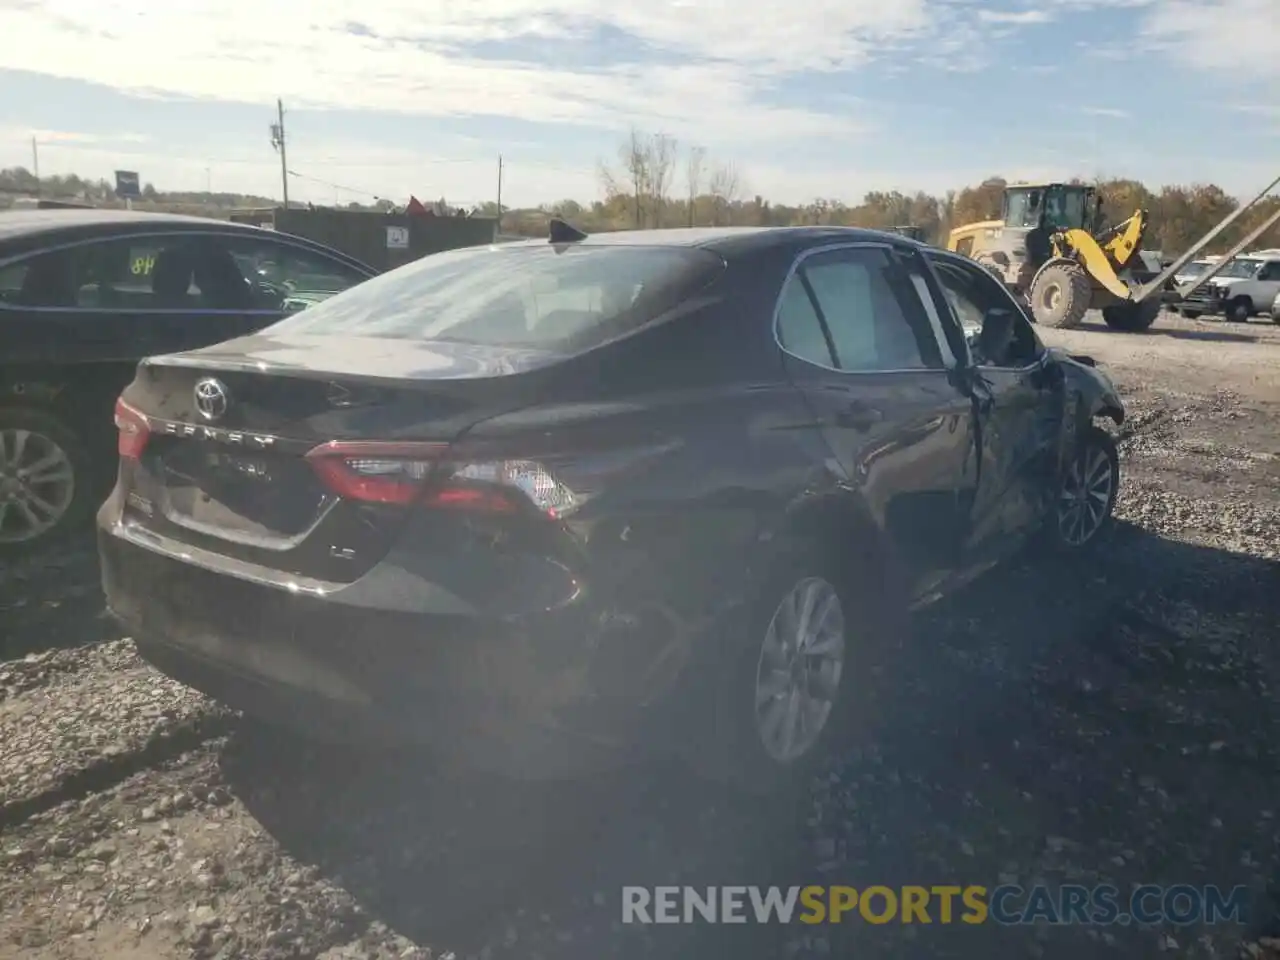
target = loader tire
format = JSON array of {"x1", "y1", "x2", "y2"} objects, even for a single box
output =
[
  {"x1": 1029, "y1": 260, "x2": 1091, "y2": 329},
  {"x1": 1101, "y1": 298, "x2": 1160, "y2": 332}
]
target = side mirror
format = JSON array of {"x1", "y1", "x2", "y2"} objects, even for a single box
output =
[{"x1": 977, "y1": 307, "x2": 1016, "y2": 365}]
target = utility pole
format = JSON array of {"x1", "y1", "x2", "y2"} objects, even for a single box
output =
[
  {"x1": 269, "y1": 99, "x2": 289, "y2": 209},
  {"x1": 31, "y1": 138, "x2": 39, "y2": 196},
  {"x1": 496, "y1": 154, "x2": 503, "y2": 227}
]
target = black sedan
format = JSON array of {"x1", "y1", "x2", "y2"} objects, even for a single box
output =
[
  {"x1": 0, "y1": 209, "x2": 376, "y2": 553},
  {"x1": 98, "y1": 223, "x2": 1124, "y2": 789}
]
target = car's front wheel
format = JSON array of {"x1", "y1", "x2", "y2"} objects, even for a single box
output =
[
  {"x1": 1224, "y1": 296, "x2": 1253, "y2": 323},
  {"x1": 1049, "y1": 426, "x2": 1119, "y2": 551}
]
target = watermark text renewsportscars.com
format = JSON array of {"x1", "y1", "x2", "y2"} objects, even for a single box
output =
[{"x1": 621, "y1": 885, "x2": 1251, "y2": 926}]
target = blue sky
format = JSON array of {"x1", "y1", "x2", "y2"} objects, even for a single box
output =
[{"x1": 0, "y1": 0, "x2": 1276, "y2": 208}]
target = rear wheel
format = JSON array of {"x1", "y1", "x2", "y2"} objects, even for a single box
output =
[
  {"x1": 693, "y1": 544, "x2": 895, "y2": 797},
  {"x1": 1182, "y1": 309, "x2": 1202, "y2": 320},
  {"x1": 0, "y1": 408, "x2": 93, "y2": 556},
  {"x1": 1101, "y1": 298, "x2": 1160, "y2": 332},
  {"x1": 1029, "y1": 260, "x2": 1091, "y2": 329}
]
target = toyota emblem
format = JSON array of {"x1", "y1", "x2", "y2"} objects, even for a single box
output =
[{"x1": 194, "y1": 377, "x2": 230, "y2": 420}]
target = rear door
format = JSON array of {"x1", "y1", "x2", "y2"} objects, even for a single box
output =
[
  {"x1": 774, "y1": 241, "x2": 978, "y2": 600},
  {"x1": 926, "y1": 252, "x2": 1062, "y2": 566}
]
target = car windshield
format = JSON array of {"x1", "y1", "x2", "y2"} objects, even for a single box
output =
[
  {"x1": 1218, "y1": 259, "x2": 1262, "y2": 279},
  {"x1": 1178, "y1": 261, "x2": 1212, "y2": 277},
  {"x1": 270, "y1": 242, "x2": 724, "y2": 350}
]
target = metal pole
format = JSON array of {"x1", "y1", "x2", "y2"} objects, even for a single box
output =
[
  {"x1": 31, "y1": 138, "x2": 39, "y2": 196},
  {"x1": 277, "y1": 99, "x2": 289, "y2": 209},
  {"x1": 496, "y1": 155, "x2": 503, "y2": 224},
  {"x1": 1174, "y1": 205, "x2": 1280, "y2": 299},
  {"x1": 1135, "y1": 171, "x2": 1280, "y2": 302}
]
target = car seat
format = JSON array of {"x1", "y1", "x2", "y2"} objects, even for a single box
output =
[
  {"x1": 18, "y1": 253, "x2": 77, "y2": 307},
  {"x1": 150, "y1": 247, "x2": 196, "y2": 307}
]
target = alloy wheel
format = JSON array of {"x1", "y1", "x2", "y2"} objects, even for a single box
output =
[
  {"x1": 753, "y1": 577, "x2": 846, "y2": 764},
  {"x1": 1057, "y1": 443, "x2": 1114, "y2": 547},
  {"x1": 0, "y1": 428, "x2": 76, "y2": 544}
]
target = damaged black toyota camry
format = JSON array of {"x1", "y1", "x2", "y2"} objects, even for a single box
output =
[{"x1": 98, "y1": 223, "x2": 1124, "y2": 791}]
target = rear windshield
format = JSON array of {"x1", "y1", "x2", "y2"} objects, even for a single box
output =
[{"x1": 270, "y1": 242, "x2": 725, "y2": 350}]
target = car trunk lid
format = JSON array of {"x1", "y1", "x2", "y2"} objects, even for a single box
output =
[{"x1": 116, "y1": 333, "x2": 559, "y2": 581}]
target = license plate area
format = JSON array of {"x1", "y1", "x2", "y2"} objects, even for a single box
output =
[{"x1": 158, "y1": 443, "x2": 326, "y2": 538}]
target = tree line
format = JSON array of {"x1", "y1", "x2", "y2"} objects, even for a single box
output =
[
  {"x1": 5, "y1": 128, "x2": 1278, "y2": 257},
  {"x1": 504, "y1": 129, "x2": 1278, "y2": 257}
]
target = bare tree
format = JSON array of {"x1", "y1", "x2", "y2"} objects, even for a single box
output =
[
  {"x1": 708, "y1": 161, "x2": 742, "y2": 226},
  {"x1": 685, "y1": 145, "x2": 706, "y2": 227},
  {"x1": 596, "y1": 128, "x2": 652, "y2": 229},
  {"x1": 646, "y1": 133, "x2": 677, "y2": 229}
]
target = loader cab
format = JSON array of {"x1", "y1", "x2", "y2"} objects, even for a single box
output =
[{"x1": 1003, "y1": 183, "x2": 1096, "y2": 233}]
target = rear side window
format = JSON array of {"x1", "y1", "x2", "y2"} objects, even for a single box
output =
[
  {"x1": 271, "y1": 244, "x2": 725, "y2": 351},
  {"x1": 775, "y1": 277, "x2": 832, "y2": 366},
  {"x1": 775, "y1": 247, "x2": 943, "y2": 371},
  {"x1": 0, "y1": 236, "x2": 220, "y2": 310}
]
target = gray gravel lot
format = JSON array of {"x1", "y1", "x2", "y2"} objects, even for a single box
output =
[{"x1": 1, "y1": 310, "x2": 1278, "y2": 960}]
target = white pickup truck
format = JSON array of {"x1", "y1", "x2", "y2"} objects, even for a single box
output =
[{"x1": 1178, "y1": 252, "x2": 1280, "y2": 322}]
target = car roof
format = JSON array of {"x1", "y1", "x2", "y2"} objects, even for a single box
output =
[
  {"x1": 0, "y1": 208, "x2": 266, "y2": 242},
  {"x1": 0, "y1": 208, "x2": 375, "y2": 273},
  {"x1": 501, "y1": 224, "x2": 921, "y2": 257}
]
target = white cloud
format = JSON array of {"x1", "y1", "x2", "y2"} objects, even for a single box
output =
[
  {"x1": 1080, "y1": 107, "x2": 1130, "y2": 119},
  {"x1": 1139, "y1": 0, "x2": 1280, "y2": 75},
  {"x1": 0, "y1": 0, "x2": 936, "y2": 147},
  {"x1": 977, "y1": 10, "x2": 1053, "y2": 24}
]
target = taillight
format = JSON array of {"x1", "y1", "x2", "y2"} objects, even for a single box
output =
[
  {"x1": 426, "y1": 460, "x2": 580, "y2": 518},
  {"x1": 305, "y1": 442, "x2": 580, "y2": 517},
  {"x1": 114, "y1": 397, "x2": 150, "y2": 460},
  {"x1": 305, "y1": 441, "x2": 446, "y2": 505}
]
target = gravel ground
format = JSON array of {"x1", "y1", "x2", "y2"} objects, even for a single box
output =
[{"x1": 1, "y1": 309, "x2": 1278, "y2": 960}]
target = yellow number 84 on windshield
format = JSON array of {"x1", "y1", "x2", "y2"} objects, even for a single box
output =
[{"x1": 131, "y1": 255, "x2": 156, "y2": 276}]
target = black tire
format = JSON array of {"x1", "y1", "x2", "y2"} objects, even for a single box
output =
[
  {"x1": 1029, "y1": 260, "x2": 1091, "y2": 329},
  {"x1": 1044, "y1": 426, "x2": 1119, "y2": 553},
  {"x1": 690, "y1": 540, "x2": 901, "y2": 799},
  {"x1": 1224, "y1": 297, "x2": 1253, "y2": 323},
  {"x1": 0, "y1": 407, "x2": 96, "y2": 557},
  {"x1": 1182, "y1": 309, "x2": 1202, "y2": 320},
  {"x1": 1101, "y1": 299, "x2": 1160, "y2": 332}
]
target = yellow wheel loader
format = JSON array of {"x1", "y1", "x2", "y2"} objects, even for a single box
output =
[{"x1": 946, "y1": 182, "x2": 1164, "y2": 331}]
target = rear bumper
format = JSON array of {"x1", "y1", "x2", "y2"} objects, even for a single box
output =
[{"x1": 98, "y1": 498, "x2": 711, "y2": 779}]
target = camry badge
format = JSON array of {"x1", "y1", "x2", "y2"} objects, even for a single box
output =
[{"x1": 193, "y1": 377, "x2": 230, "y2": 421}]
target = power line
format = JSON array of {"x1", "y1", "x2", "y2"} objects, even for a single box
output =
[{"x1": 286, "y1": 169, "x2": 384, "y2": 200}]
